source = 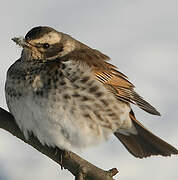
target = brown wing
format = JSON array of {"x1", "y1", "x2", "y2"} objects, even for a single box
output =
[
  {"x1": 93, "y1": 64, "x2": 161, "y2": 116},
  {"x1": 61, "y1": 48, "x2": 160, "y2": 116}
]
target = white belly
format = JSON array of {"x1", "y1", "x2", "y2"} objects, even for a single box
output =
[
  {"x1": 7, "y1": 95, "x2": 108, "y2": 151},
  {"x1": 6, "y1": 90, "x2": 133, "y2": 151}
]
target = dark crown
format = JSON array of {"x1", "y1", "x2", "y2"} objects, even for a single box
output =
[{"x1": 25, "y1": 26, "x2": 56, "y2": 41}]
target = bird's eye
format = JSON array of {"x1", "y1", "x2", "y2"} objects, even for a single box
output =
[{"x1": 43, "y1": 43, "x2": 50, "y2": 49}]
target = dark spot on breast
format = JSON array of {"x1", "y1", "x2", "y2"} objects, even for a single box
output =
[
  {"x1": 29, "y1": 75, "x2": 32, "y2": 79},
  {"x1": 73, "y1": 84, "x2": 80, "y2": 89},
  {"x1": 80, "y1": 76, "x2": 90, "y2": 83},
  {"x1": 61, "y1": 63, "x2": 66, "y2": 70},
  {"x1": 63, "y1": 94, "x2": 71, "y2": 100},
  {"x1": 12, "y1": 93, "x2": 16, "y2": 97},
  {"x1": 101, "y1": 99, "x2": 109, "y2": 106},
  {"x1": 81, "y1": 96, "x2": 90, "y2": 101},
  {"x1": 59, "y1": 71, "x2": 63, "y2": 77},
  {"x1": 47, "y1": 79, "x2": 51, "y2": 85},
  {"x1": 87, "y1": 80, "x2": 94, "y2": 86},
  {"x1": 89, "y1": 86, "x2": 99, "y2": 93},
  {"x1": 54, "y1": 84, "x2": 58, "y2": 89},
  {"x1": 102, "y1": 124, "x2": 112, "y2": 129},
  {"x1": 72, "y1": 93, "x2": 80, "y2": 97},
  {"x1": 53, "y1": 77, "x2": 59, "y2": 83},
  {"x1": 40, "y1": 91, "x2": 43, "y2": 96},
  {"x1": 106, "y1": 108, "x2": 112, "y2": 112},
  {"x1": 95, "y1": 92, "x2": 103, "y2": 97},
  {"x1": 70, "y1": 76, "x2": 78, "y2": 83},
  {"x1": 108, "y1": 113, "x2": 115, "y2": 117},
  {"x1": 59, "y1": 80, "x2": 66, "y2": 86},
  {"x1": 28, "y1": 79, "x2": 33, "y2": 84},
  {"x1": 67, "y1": 67, "x2": 72, "y2": 71},
  {"x1": 36, "y1": 90, "x2": 43, "y2": 96},
  {"x1": 83, "y1": 114, "x2": 91, "y2": 119},
  {"x1": 80, "y1": 87, "x2": 86, "y2": 91},
  {"x1": 94, "y1": 110, "x2": 103, "y2": 121}
]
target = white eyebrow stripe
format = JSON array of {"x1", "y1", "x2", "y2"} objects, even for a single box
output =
[{"x1": 30, "y1": 32, "x2": 62, "y2": 45}]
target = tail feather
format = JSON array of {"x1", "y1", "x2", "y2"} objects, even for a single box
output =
[{"x1": 114, "y1": 111, "x2": 178, "y2": 158}]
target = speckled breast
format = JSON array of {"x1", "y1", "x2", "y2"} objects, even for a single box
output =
[{"x1": 5, "y1": 59, "x2": 127, "y2": 150}]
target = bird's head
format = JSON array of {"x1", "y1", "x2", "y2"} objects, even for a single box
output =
[{"x1": 12, "y1": 26, "x2": 81, "y2": 61}]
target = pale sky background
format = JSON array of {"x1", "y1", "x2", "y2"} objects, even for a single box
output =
[{"x1": 0, "y1": 0, "x2": 178, "y2": 180}]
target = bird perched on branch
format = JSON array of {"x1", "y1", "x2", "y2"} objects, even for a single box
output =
[{"x1": 5, "y1": 26, "x2": 178, "y2": 158}]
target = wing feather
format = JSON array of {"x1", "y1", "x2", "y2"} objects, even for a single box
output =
[{"x1": 61, "y1": 48, "x2": 160, "y2": 116}]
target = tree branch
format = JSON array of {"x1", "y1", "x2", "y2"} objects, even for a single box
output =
[{"x1": 0, "y1": 107, "x2": 118, "y2": 180}]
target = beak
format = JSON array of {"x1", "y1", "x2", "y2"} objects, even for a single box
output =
[{"x1": 11, "y1": 37, "x2": 30, "y2": 48}]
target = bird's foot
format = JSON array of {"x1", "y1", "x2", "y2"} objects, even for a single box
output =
[{"x1": 55, "y1": 148, "x2": 69, "y2": 170}]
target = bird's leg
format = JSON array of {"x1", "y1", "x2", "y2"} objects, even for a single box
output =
[
  {"x1": 60, "y1": 150, "x2": 65, "y2": 170},
  {"x1": 54, "y1": 147, "x2": 64, "y2": 169},
  {"x1": 55, "y1": 148, "x2": 69, "y2": 170}
]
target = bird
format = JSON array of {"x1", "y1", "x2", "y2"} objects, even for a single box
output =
[{"x1": 5, "y1": 26, "x2": 178, "y2": 158}]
